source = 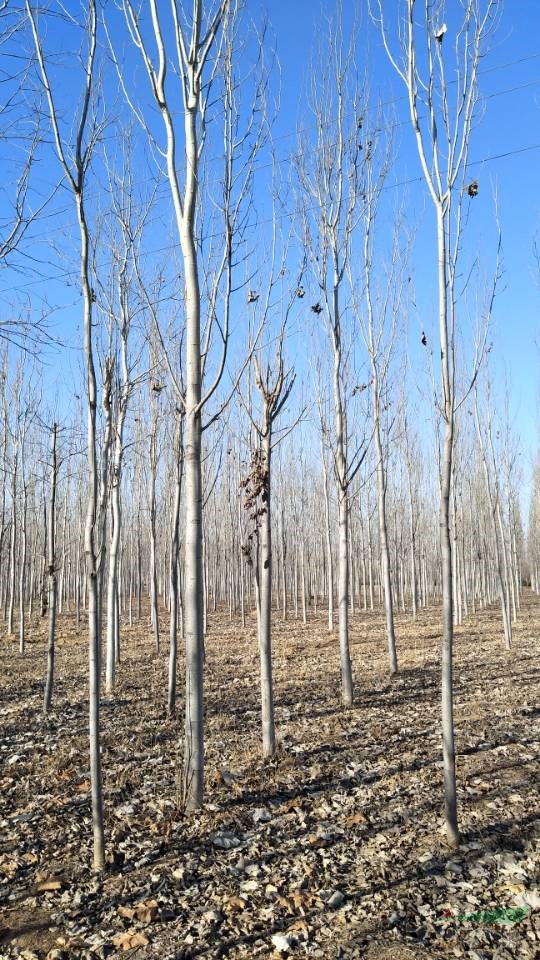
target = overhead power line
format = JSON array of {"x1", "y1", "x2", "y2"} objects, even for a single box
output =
[
  {"x1": 2, "y1": 134, "x2": 539, "y2": 301},
  {"x1": 3, "y1": 54, "x2": 540, "y2": 253},
  {"x1": 2, "y1": 50, "x2": 540, "y2": 300}
]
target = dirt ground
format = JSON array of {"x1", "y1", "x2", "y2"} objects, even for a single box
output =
[{"x1": 1, "y1": 591, "x2": 539, "y2": 959}]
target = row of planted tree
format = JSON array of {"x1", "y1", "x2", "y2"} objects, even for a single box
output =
[
  {"x1": 1, "y1": 0, "x2": 536, "y2": 872},
  {"x1": 0, "y1": 350, "x2": 526, "y2": 656},
  {"x1": 1, "y1": 336, "x2": 529, "y2": 727}
]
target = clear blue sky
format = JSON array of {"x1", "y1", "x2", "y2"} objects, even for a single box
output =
[
  {"x1": 1, "y1": 0, "x2": 539, "y2": 487},
  {"x1": 266, "y1": 0, "x2": 540, "y2": 461}
]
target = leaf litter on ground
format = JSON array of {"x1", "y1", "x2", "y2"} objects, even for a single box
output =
[{"x1": 0, "y1": 596, "x2": 539, "y2": 958}]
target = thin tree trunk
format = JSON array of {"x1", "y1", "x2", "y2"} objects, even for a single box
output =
[
  {"x1": 168, "y1": 418, "x2": 183, "y2": 717},
  {"x1": 257, "y1": 430, "x2": 276, "y2": 757},
  {"x1": 44, "y1": 424, "x2": 58, "y2": 713},
  {"x1": 374, "y1": 411, "x2": 397, "y2": 673},
  {"x1": 18, "y1": 477, "x2": 27, "y2": 654},
  {"x1": 437, "y1": 205, "x2": 458, "y2": 847},
  {"x1": 7, "y1": 450, "x2": 17, "y2": 636},
  {"x1": 149, "y1": 416, "x2": 160, "y2": 653}
]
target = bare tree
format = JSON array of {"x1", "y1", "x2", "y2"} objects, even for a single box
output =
[
  {"x1": 297, "y1": 15, "x2": 368, "y2": 706},
  {"x1": 373, "y1": 0, "x2": 500, "y2": 844},
  {"x1": 242, "y1": 335, "x2": 295, "y2": 757},
  {"x1": 99, "y1": 153, "x2": 145, "y2": 694},
  {"x1": 353, "y1": 119, "x2": 405, "y2": 675},
  {"x1": 112, "y1": 0, "x2": 269, "y2": 808},
  {"x1": 27, "y1": 0, "x2": 106, "y2": 870}
]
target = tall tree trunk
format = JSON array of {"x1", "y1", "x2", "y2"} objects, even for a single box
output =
[
  {"x1": 18, "y1": 476, "x2": 27, "y2": 654},
  {"x1": 105, "y1": 337, "x2": 129, "y2": 691},
  {"x1": 181, "y1": 86, "x2": 205, "y2": 811},
  {"x1": 77, "y1": 189, "x2": 105, "y2": 871},
  {"x1": 438, "y1": 206, "x2": 458, "y2": 847},
  {"x1": 7, "y1": 450, "x2": 17, "y2": 636},
  {"x1": 374, "y1": 406, "x2": 398, "y2": 673},
  {"x1": 334, "y1": 319, "x2": 353, "y2": 706},
  {"x1": 257, "y1": 430, "x2": 276, "y2": 757},
  {"x1": 44, "y1": 424, "x2": 58, "y2": 713},
  {"x1": 168, "y1": 419, "x2": 183, "y2": 717},
  {"x1": 337, "y1": 487, "x2": 353, "y2": 706},
  {"x1": 149, "y1": 417, "x2": 160, "y2": 653},
  {"x1": 105, "y1": 498, "x2": 120, "y2": 691},
  {"x1": 496, "y1": 501, "x2": 513, "y2": 648}
]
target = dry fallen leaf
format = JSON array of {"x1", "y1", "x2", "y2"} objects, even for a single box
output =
[
  {"x1": 223, "y1": 895, "x2": 246, "y2": 913},
  {"x1": 117, "y1": 905, "x2": 136, "y2": 920},
  {"x1": 499, "y1": 881, "x2": 526, "y2": 895},
  {"x1": 112, "y1": 930, "x2": 150, "y2": 952},
  {"x1": 344, "y1": 810, "x2": 367, "y2": 826},
  {"x1": 22, "y1": 852, "x2": 39, "y2": 864},
  {"x1": 136, "y1": 899, "x2": 159, "y2": 923},
  {"x1": 36, "y1": 878, "x2": 63, "y2": 892},
  {"x1": 289, "y1": 891, "x2": 314, "y2": 912},
  {"x1": 0, "y1": 856, "x2": 20, "y2": 879},
  {"x1": 287, "y1": 918, "x2": 310, "y2": 939}
]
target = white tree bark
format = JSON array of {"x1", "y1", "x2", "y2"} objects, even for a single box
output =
[
  {"x1": 27, "y1": 0, "x2": 105, "y2": 870},
  {"x1": 43, "y1": 423, "x2": 58, "y2": 713},
  {"x1": 168, "y1": 415, "x2": 184, "y2": 717}
]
